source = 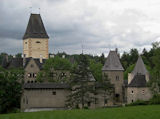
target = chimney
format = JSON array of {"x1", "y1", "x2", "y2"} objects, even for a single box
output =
[
  {"x1": 115, "y1": 48, "x2": 118, "y2": 53},
  {"x1": 5, "y1": 54, "x2": 8, "y2": 63},
  {"x1": 115, "y1": 48, "x2": 120, "y2": 58},
  {"x1": 40, "y1": 54, "x2": 43, "y2": 63},
  {"x1": 23, "y1": 54, "x2": 26, "y2": 67}
]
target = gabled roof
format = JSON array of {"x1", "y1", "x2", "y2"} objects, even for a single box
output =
[
  {"x1": 128, "y1": 74, "x2": 147, "y2": 87},
  {"x1": 8, "y1": 58, "x2": 23, "y2": 68},
  {"x1": 24, "y1": 58, "x2": 46, "y2": 70},
  {"x1": 102, "y1": 51, "x2": 124, "y2": 71},
  {"x1": 23, "y1": 83, "x2": 70, "y2": 89},
  {"x1": 2, "y1": 57, "x2": 46, "y2": 70},
  {"x1": 131, "y1": 56, "x2": 148, "y2": 76},
  {"x1": 23, "y1": 14, "x2": 49, "y2": 39}
]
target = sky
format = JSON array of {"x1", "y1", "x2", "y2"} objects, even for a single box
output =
[{"x1": 1, "y1": 0, "x2": 160, "y2": 56}]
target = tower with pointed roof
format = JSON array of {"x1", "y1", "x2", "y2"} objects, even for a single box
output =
[
  {"x1": 126, "y1": 56, "x2": 152, "y2": 104},
  {"x1": 23, "y1": 14, "x2": 49, "y2": 59},
  {"x1": 102, "y1": 50, "x2": 124, "y2": 105},
  {"x1": 128, "y1": 55, "x2": 149, "y2": 84}
]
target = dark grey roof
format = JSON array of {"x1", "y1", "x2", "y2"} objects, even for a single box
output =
[
  {"x1": 102, "y1": 51, "x2": 124, "y2": 71},
  {"x1": 34, "y1": 59, "x2": 46, "y2": 69},
  {"x1": 131, "y1": 56, "x2": 148, "y2": 76},
  {"x1": 23, "y1": 83, "x2": 70, "y2": 89},
  {"x1": 23, "y1": 14, "x2": 49, "y2": 39},
  {"x1": 128, "y1": 74, "x2": 147, "y2": 87},
  {"x1": 24, "y1": 58, "x2": 46, "y2": 70},
  {"x1": 8, "y1": 58, "x2": 23, "y2": 68},
  {"x1": 2, "y1": 57, "x2": 46, "y2": 70},
  {"x1": 1, "y1": 55, "x2": 9, "y2": 68}
]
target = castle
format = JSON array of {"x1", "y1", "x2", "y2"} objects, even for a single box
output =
[{"x1": 1, "y1": 14, "x2": 152, "y2": 112}]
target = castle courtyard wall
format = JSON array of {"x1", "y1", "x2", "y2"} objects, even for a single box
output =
[{"x1": 21, "y1": 89, "x2": 70, "y2": 111}]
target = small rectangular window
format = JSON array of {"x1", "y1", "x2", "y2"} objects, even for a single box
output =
[
  {"x1": 131, "y1": 90, "x2": 134, "y2": 94},
  {"x1": 88, "y1": 102, "x2": 91, "y2": 107},
  {"x1": 52, "y1": 91, "x2": 56, "y2": 95},
  {"x1": 105, "y1": 99, "x2": 108, "y2": 104},
  {"x1": 33, "y1": 73, "x2": 37, "y2": 78},
  {"x1": 28, "y1": 73, "x2": 31, "y2": 78},
  {"x1": 36, "y1": 41, "x2": 41, "y2": 43},
  {"x1": 142, "y1": 90, "x2": 145, "y2": 94},
  {"x1": 116, "y1": 76, "x2": 119, "y2": 81}
]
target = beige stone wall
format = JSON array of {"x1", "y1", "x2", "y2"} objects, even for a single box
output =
[
  {"x1": 23, "y1": 38, "x2": 48, "y2": 59},
  {"x1": 21, "y1": 89, "x2": 70, "y2": 111},
  {"x1": 102, "y1": 70, "x2": 124, "y2": 104},
  {"x1": 127, "y1": 87, "x2": 152, "y2": 104},
  {"x1": 24, "y1": 59, "x2": 40, "y2": 83},
  {"x1": 95, "y1": 89, "x2": 114, "y2": 108},
  {"x1": 128, "y1": 73, "x2": 133, "y2": 84}
]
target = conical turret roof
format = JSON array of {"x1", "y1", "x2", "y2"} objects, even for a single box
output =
[
  {"x1": 23, "y1": 14, "x2": 49, "y2": 39},
  {"x1": 102, "y1": 51, "x2": 124, "y2": 71},
  {"x1": 131, "y1": 56, "x2": 148, "y2": 75}
]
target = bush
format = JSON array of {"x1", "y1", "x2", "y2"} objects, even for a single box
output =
[
  {"x1": 149, "y1": 94, "x2": 160, "y2": 104},
  {"x1": 83, "y1": 106, "x2": 89, "y2": 109},
  {"x1": 127, "y1": 100, "x2": 149, "y2": 106}
]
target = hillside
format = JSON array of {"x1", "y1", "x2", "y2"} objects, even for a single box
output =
[{"x1": 1, "y1": 105, "x2": 160, "y2": 119}]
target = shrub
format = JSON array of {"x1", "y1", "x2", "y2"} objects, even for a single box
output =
[
  {"x1": 127, "y1": 100, "x2": 149, "y2": 106},
  {"x1": 83, "y1": 106, "x2": 89, "y2": 109},
  {"x1": 149, "y1": 94, "x2": 160, "y2": 104}
]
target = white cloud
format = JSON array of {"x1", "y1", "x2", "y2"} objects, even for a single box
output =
[{"x1": 1, "y1": 0, "x2": 160, "y2": 55}]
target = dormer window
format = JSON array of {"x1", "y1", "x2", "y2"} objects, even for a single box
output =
[{"x1": 36, "y1": 41, "x2": 41, "y2": 43}]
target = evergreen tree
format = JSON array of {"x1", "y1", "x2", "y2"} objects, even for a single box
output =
[
  {"x1": 95, "y1": 74, "x2": 114, "y2": 107},
  {"x1": 0, "y1": 67, "x2": 23, "y2": 113},
  {"x1": 66, "y1": 54, "x2": 95, "y2": 109},
  {"x1": 36, "y1": 56, "x2": 72, "y2": 82},
  {"x1": 100, "y1": 53, "x2": 105, "y2": 65}
]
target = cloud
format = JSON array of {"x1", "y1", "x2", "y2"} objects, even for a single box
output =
[{"x1": 0, "y1": 0, "x2": 160, "y2": 55}]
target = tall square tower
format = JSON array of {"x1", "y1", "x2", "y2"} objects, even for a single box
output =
[
  {"x1": 102, "y1": 51, "x2": 124, "y2": 104},
  {"x1": 23, "y1": 14, "x2": 49, "y2": 59}
]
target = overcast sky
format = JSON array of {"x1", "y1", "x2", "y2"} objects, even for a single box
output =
[{"x1": 1, "y1": 0, "x2": 160, "y2": 56}]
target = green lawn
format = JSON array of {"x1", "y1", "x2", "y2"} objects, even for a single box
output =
[{"x1": 1, "y1": 105, "x2": 160, "y2": 119}]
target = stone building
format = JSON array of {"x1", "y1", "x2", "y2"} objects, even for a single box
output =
[
  {"x1": 23, "y1": 14, "x2": 49, "y2": 59},
  {"x1": 102, "y1": 51, "x2": 124, "y2": 105},
  {"x1": 126, "y1": 56, "x2": 152, "y2": 103},
  {"x1": 21, "y1": 83, "x2": 70, "y2": 112},
  {"x1": 23, "y1": 57, "x2": 46, "y2": 83},
  {"x1": 1, "y1": 13, "x2": 154, "y2": 112}
]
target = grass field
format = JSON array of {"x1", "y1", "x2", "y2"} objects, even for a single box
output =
[{"x1": 1, "y1": 105, "x2": 160, "y2": 119}]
